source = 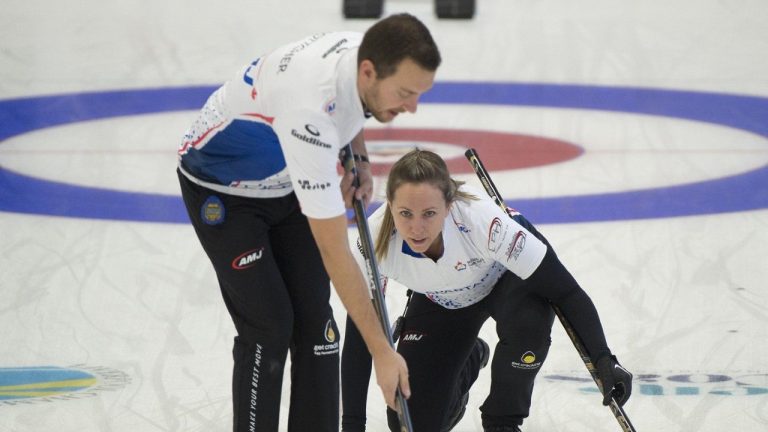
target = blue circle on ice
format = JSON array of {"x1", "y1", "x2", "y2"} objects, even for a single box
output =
[{"x1": 0, "y1": 83, "x2": 766, "y2": 224}]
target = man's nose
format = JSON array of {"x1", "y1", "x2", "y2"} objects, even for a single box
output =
[{"x1": 403, "y1": 95, "x2": 419, "y2": 113}]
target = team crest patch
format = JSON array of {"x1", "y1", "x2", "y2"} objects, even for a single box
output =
[{"x1": 201, "y1": 195, "x2": 225, "y2": 225}]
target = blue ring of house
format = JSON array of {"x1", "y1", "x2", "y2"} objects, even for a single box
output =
[{"x1": 0, "y1": 83, "x2": 766, "y2": 224}]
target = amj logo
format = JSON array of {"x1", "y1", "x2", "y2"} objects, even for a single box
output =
[
  {"x1": 401, "y1": 333, "x2": 424, "y2": 342},
  {"x1": 232, "y1": 248, "x2": 265, "y2": 270}
]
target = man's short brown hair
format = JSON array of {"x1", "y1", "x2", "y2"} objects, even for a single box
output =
[{"x1": 358, "y1": 13, "x2": 442, "y2": 79}]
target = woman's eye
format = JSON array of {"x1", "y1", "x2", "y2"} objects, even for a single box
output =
[{"x1": 424, "y1": 211, "x2": 436, "y2": 217}]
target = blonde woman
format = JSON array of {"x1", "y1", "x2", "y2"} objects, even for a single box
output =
[{"x1": 341, "y1": 149, "x2": 632, "y2": 432}]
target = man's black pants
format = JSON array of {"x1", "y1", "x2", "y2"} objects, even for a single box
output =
[{"x1": 179, "y1": 171, "x2": 340, "y2": 432}]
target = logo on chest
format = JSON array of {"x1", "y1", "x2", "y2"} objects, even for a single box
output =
[{"x1": 454, "y1": 257, "x2": 485, "y2": 271}]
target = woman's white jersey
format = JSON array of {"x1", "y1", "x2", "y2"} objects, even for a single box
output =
[{"x1": 354, "y1": 185, "x2": 547, "y2": 309}]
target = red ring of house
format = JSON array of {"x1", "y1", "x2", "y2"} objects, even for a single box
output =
[{"x1": 361, "y1": 128, "x2": 583, "y2": 176}]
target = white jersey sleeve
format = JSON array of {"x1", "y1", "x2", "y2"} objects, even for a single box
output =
[
  {"x1": 271, "y1": 111, "x2": 345, "y2": 219},
  {"x1": 463, "y1": 186, "x2": 547, "y2": 279}
]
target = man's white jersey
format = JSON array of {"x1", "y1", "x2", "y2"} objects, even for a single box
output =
[
  {"x1": 178, "y1": 32, "x2": 366, "y2": 219},
  {"x1": 354, "y1": 185, "x2": 548, "y2": 309}
]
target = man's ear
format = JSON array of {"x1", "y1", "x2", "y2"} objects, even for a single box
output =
[{"x1": 358, "y1": 59, "x2": 377, "y2": 82}]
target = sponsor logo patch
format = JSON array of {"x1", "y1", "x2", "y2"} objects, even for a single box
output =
[
  {"x1": 487, "y1": 217, "x2": 504, "y2": 252},
  {"x1": 304, "y1": 124, "x2": 320, "y2": 136},
  {"x1": 505, "y1": 231, "x2": 527, "y2": 261},
  {"x1": 511, "y1": 351, "x2": 542, "y2": 369},
  {"x1": 324, "y1": 319, "x2": 336, "y2": 343},
  {"x1": 468, "y1": 258, "x2": 485, "y2": 268},
  {"x1": 291, "y1": 127, "x2": 331, "y2": 149},
  {"x1": 401, "y1": 332, "x2": 424, "y2": 342},
  {"x1": 314, "y1": 319, "x2": 339, "y2": 356},
  {"x1": 232, "y1": 247, "x2": 265, "y2": 270},
  {"x1": 321, "y1": 38, "x2": 349, "y2": 58},
  {"x1": 297, "y1": 179, "x2": 331, "y2": 190}
]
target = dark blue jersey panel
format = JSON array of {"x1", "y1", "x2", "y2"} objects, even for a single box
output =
[{"x1": 180, "y1": 119, "x2": 285, "y2": 185}]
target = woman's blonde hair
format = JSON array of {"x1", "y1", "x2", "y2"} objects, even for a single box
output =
[{"x1": 375, "y1": 149, "x2": 477, "y2": 261}]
